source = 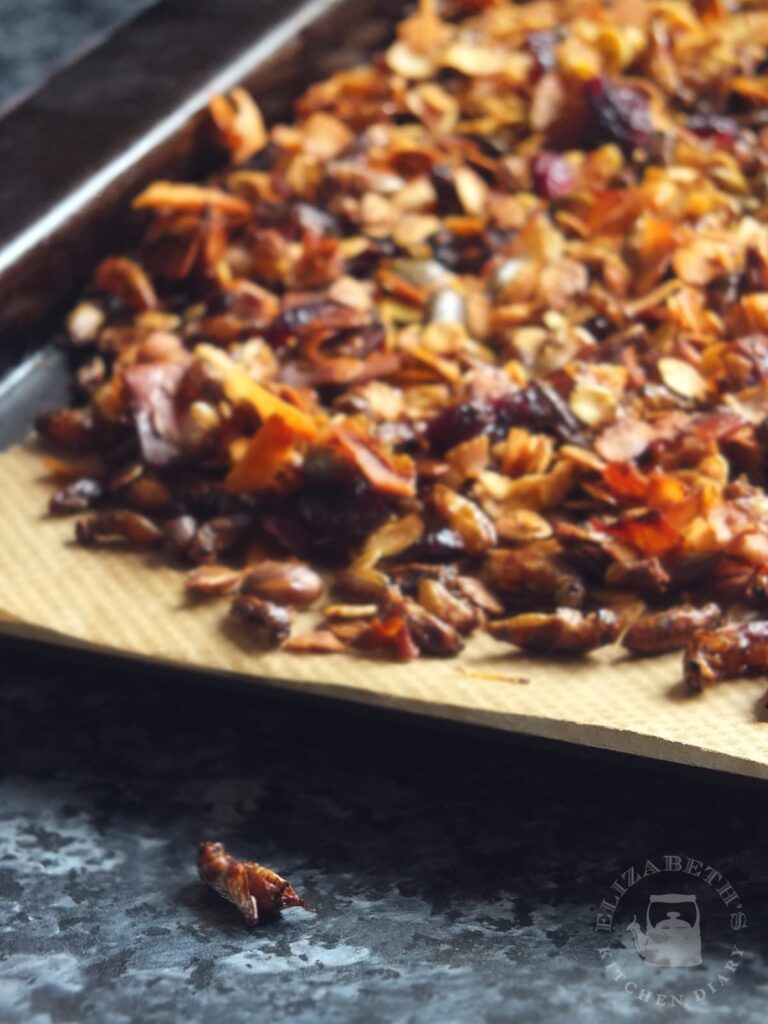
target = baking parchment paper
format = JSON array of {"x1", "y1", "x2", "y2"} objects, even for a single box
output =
[{"x1": 1, "y1": 444, "x2": 766, "y2": 779}]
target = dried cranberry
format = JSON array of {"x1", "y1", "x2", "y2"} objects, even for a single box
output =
[
  {"x1": 686, "y1": 113, "x2": 738, "y2": 146},
  {"x1": 246, "y1": 141, "x2": 277, "y2": 172},
  {"x1": 426, "y1": 401, "x2": 489, "y2": 452},
  {"x1": 430, "y1": 229, "x2": 488, "y2": 274},
  {"x1": 176, "y1": 479, "x2": 227, "y2": 517},
  {"x1": 732, "y1": 335, "x2": 768, "y2": 381},
  {"x1": 431, "y1": 165, "x2": 464, "y2": 216},
  {"x1": 584, "y1": 76, "x2": 654, "y2": 151},
  {"x1": 427, "y1": 384, "x2": 585, "y2": 452},
  {"x1": 206, "y1": 290, "x2": 238, "y2": 315},
  {"x1": 251, "y1": 199, "x2": 340, "y2": 240},
  {"x1": 583, "y1": 314, "x2": 617, "y2": 341},
  {"x1": 290, "y1": 481, "x2": 391, "y2": 564},
  {"x1": 488, "y1": 387, "x2": 548, "y2": 438},
  {"x1": 744, "y1": 247, "x2": 768, "y2": 293},
  {"x1": 491, "y1": 383, "x2": 585, "y2": 443},
  {"x1": 706, "y1": 273, "x2": 744, "y2": 315},
  {"x1": 531, "y1": 151, "x2": 574, "y2": 199},
  {"x1": 755, "y1": 417, "x2": 768, "y2": 457},
  {"x1": 346, "y1": 237, "x2": 398, "y2": 278},
  {"x1": 262, "y1": 301, "x2": 338, "y2": 350},
  {"x1": 250, "y1": 201, "x2": 301, "y2": 239},
  {"x1": 466, "y1": 133, "x2": 508, "y2": 160}
]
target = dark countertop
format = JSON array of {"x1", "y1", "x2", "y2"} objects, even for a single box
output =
[
  {"x1": 1, "y1": 646, "x2": 767, "y2": 1024},
  {"x1": 0, "y1": 0, "x2": 155, "y2": 114},
  {"x1": 1, "y1": 4, "x2": 768, "y2": 1023}
]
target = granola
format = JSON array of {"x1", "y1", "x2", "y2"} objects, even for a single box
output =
[{"x1": 38, "y1": 0, "x2": 768, "y2": 689}]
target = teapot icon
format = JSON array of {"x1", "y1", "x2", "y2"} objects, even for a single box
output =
[{"x1": 626, "y1": 894, "x2": 702, "y2": 967}]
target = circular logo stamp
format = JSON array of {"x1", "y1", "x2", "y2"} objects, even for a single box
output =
[{"x1": 595, "y1": 854, "x2": 747, "y2": 1008}]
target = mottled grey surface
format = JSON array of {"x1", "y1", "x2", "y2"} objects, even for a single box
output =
[
  {"x1": 0, "y1": 645, "x2": 767, "y2": 1024},
  {"x1": 0, "y1": 0, "x2": 155, "y2": 113},
  {"x1": 2, "y1": 3, "x2": 768, "y2": 1023}
]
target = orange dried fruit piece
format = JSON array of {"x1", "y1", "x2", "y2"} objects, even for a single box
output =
[
  {"x1": 602, "y1": 461, "x2": 649, "y2": 501},
  {"x1": 225, "y1": 415, "x2": 299, "y2": 493},
  {"x1": 330, "y1": 424, "x2": 416, "y2": 498},
  {"x1": 133, "y1": 182, "x2": 252, "y2": 220},
  {"x1": 209, "y1": 87, "x2": 268, "y2": 165},
  {"x1": 94, "y1": 258, "x2": 157, "y2": 312},
  {"x1": 197, "y1": 345, "x2": 318, "y2": 440},
  {"x1": 607, "y1": 511, "x2": 681, "y2": 558}
]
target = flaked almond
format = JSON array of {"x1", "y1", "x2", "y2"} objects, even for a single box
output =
[
  {"x1": 327, "y1": 276, "x2": 374, "y2": 312},
  {"x1": 386, "y1": 41, "x2": 435, "y2": 79},
  {"x1": 594, "y1": 418, "x2": 656, "y2": 463},
  {"x1": 559, "y1": 444, "x2": 607, "y2": 473},
  {"x1": 569, "y1": 382, "x2": 620, "y2": 428},
  {"x1": 672, "y1": 239, "x2": 738, "y2": 287},
  {"x1": 300, "y1": 112, "x2": 354, "y2": 161},
  {"x1": 360, "y1": 192, "x2": 397, "y2": 235},
  {"x1": 393, "y1": 214, "x2": 441, "y2": 251},
  {"x1": 478, "y1": 461, "x2": 576, "y2": 510},
  {"x1": 658, "y1": 357, "x2": 708, "y2": 402},
  {"x1": 501, "y1": 428, "x2": 554, "y2": 477},
  {"x1": 453, "y1": 167, "x2": 489, "y2": 217},
  {"x1": 393, "y1": 176, "x2": 438, "y2": 213},
  {"x1": 405, "y1": 82, "x2": 459, "y2": 134},
  {"x1": 442, "y1": 43, "x2": 506, "y2": 76},
  {"x1": 446, "y1": 434, "x2": 490, "y2": 480}
]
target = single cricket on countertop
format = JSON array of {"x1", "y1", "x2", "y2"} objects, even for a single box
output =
[
  {"x1": 34, "y1": 0, "x2": 768, "y2": 691},
  {"x1": 197, "y1": 842, "x2": 314, "y2": 926}
]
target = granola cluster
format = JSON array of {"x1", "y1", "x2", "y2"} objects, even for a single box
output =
[{"x1": 38, "y1": 0, "x2": 768, "y2": 688}]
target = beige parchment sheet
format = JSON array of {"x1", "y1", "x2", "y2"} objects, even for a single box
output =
[{"x1": 0, "y1": 443, "x2": 767, "y2": 779}]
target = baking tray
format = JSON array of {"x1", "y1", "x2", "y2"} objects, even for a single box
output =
[
  {"x1": 0, "y1": 0, "x2": 400, "y2": 376},
  {"x1": 1, "y1": 0, "x2": 767, "y2": 782}
]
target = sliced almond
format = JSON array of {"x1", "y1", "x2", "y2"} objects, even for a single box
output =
[{"x1": 658, "y1": 357, "x2": 708, "y2": 402}]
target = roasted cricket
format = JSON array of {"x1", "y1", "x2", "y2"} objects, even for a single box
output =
[
  {"x1": 36, "y1": 0, "x2": 768, "y2": 692},
  {"x1": 487, "y1": 608, "x2": 621, "y2": 654},
  {"x1": 197, "y1": 841, "x2": 314, "y2": 925},
  {"x1": 685, "y1": 621, "x2": 768, "y2": 690}
]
